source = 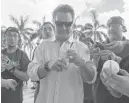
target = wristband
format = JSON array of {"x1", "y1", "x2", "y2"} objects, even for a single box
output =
[{"x1": 44, "y1": 61, "x2": 50, "y2": 72}]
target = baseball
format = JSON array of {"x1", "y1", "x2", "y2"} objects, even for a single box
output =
[{"x1": 102, "y1": 60, "x2": 120, "y2": 75}]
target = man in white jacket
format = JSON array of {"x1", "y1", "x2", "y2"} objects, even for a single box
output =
[{"x1": 27, "y1": 4, "x2": 97, "y2": 103}]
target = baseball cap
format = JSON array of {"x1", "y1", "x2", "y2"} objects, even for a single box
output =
[
  {"x1": 5, "y1": 27, "x2": 19, "y2": 35},
  {"x1": 107, "y1": 16, "x2": 127, "y2": 32}
]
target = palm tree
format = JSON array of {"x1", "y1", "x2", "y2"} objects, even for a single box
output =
[
  {"x1": 32, "y1": 16, "x2": 46, "y2": 44},
  {"x1": 83, "y1": 9, "x2": 108, "y2": 43},
  {"x1": 23, "y1": 38, "x2": 36, "y2": 60},
  {"x1": 73, "y1": 16, "x2": 79, "y2": 29},
  {"x1": 22, "y1": 16, "x2": 45, "y2": 59},
  {"x1": 72, "y1": 16, "x2": 85, "y2": 41},
  {"x1": 10, "y1": 15, "x2": 33, "y2": 48}
]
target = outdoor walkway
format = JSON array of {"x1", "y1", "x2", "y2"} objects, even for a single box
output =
[{"x1": 23, "y1": 80, "x2": 35, "y2": 103}]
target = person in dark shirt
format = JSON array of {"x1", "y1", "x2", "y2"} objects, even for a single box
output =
[
  {"x1": 1, "y1": 27, "x2": 30, "y2": 103},
  {"x1": 93, "y1": 16, "x2": 129, "y2": 103}
]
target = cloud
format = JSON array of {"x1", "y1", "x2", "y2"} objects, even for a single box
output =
[
  {"x1": 1, "y1": 0, "x2": 129, "y2": 39},
  {"x1": 85, "y1": 0, "x2": 102, "y2": 6},
  {"x1": 78, "y1": 0, "x2": 129, "y2": 39},
  {"x1": 98, "y1": 10, "x2": 121, "y2": 25},
  {"x1": 123, "y1": 0, "x2": 129, "y2": 10}
]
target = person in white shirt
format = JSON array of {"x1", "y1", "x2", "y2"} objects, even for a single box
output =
[
  {"x1": 36, "y1": 22, "x2": 55, "y2": 45},
  {"x1": 33, "y1": 22, "x2": 55, "y2": 102},
  {"x1": 27, "y1": 4, "x2": 97, "y2": 103}
]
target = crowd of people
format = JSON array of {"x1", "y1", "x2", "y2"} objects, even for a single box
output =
[{"x1": 1, "y1": 4, "x2": 129, "y2": 103}]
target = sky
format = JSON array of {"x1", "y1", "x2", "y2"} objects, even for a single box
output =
[{"x1": 1, "y1": 0, "x2": 129, "y2": 39}]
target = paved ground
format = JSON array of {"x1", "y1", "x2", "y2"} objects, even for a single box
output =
[{"x1": 23, "y1": 80, "x2": 35, "y2": 103}]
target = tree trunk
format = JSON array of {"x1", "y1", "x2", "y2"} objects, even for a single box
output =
[{"x1": 94, "y1": 31, "x2": 96, "y2": 44}]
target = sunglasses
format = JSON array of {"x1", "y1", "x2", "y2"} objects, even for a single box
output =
[{"x1": 55, "y1": 21, "x2": 73, "y2": 27}]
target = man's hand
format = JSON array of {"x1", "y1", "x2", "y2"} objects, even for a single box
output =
[
  {"x1": 2, "y1": 79, "x2": 18, "y2": 90},
  {"x1": 50, "y1": 59, "x2": 67, "y2": 72},
  {"x1": 100, "y1": 69, "x2": 129, "y2": 97},
  {"x1": 66, "y1": 50, "x2": 83, "y2": 67},
  {"x1": 100, "y1": 69, "x2": 122, "y2": 98},
  {"x1": 90, "y1": 48, "x2": 116, "y2": 61},
  {"x1": 98, "y1": 50, "x2": 116, "y2": 61}
]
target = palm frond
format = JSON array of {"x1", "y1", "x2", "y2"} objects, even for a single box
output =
[
  {"x1": 94, "y1": 20, "x2": 99, "y2": 29},
  {"x1": 22, "y1": 32, "x2": 29, "y2": 41},
  {"x1": 9, "y1": 15, "x2": 20, "y2": 28},
  {"x1": 96, "y1": 24, "x2": 107, "y2": 30},
  {"x1": 24, "y1": 16, "x2": 29, "y2": 24},
  {"x1": 74, "y1": 16, "x2": 79, "y2": 24},
  {"x1": 90, "y1": 9, "x2": 98, "y2": 21},
  {"x1": 24, "y1": 28, "x2": 34, "y2": 35},
  {"x1": 23, "y1": 16, "x2": 29, "y2": 28},
  {"x1": 96, "y1": 31, "x2": 103, "y2": 42},
  {"x1": 20, "y1": 16, "x2": 24, "y2": 30},
  {"x1": 30, "y1": 33, "x2": 39, "y2": 41},
  {"x1": 20, "y1": 16, "x2": 29, "y2": 29},
  {"x1": 99, "y1": 31, "x2": 108, "y2": 40},
  {"x1": 32, "y1": 20, "x2": 41, "y2": 28}
]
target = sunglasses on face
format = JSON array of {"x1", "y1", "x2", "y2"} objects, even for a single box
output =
[{"x1": 55, "y1": 21, "x2": 73, "y2": 27}]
